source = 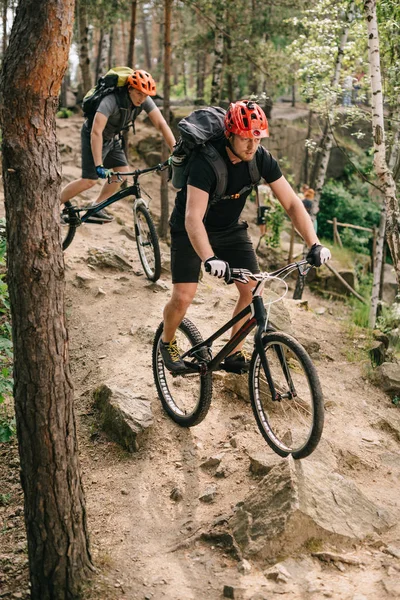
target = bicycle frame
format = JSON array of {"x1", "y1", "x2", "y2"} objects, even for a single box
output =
[
  {"x1": 64, "y1": 162, "x2": 168, "y2": 225},
  {"x1": 178, "y1": 260, "x2": 311, "y2": 400}
]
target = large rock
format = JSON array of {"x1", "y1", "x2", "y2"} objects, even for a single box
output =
[
  {"x1": 376, "y1": 362, "x2": 400, "y2": 394},
  {"x1": 93, "y1": 384, "x2": 153, "y2": 452},
  {"x1": 87, "y1": 247, "x2": 133, "y2": 271},
  {"x1": 230, "y1": 458, "x2": 394, "y2": 560}
]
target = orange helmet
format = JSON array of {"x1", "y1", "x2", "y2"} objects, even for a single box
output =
[
  {"x1": 127, "y1": 70, "x2": 156, "y2": 96},
  {"x1": 224, "y1": 100, "x2": 269, "y2": 139}
]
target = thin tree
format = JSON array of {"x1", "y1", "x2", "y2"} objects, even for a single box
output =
[
  {"x1": 312, "y1": 1, "x2": 356, "y2": 221},
  {"x1": 77, "y1": 0, "x2": 92, "y2": 94},
  {"x1": 2, "y1": 0, "x2": 7, "y2": 59},
  {"x1": 127, "y1": 0, "x2": 137, "y2": 68},
  {"x1": 159, "y1": 0, "x2": 172, "y2": 238},
  {"x1": 364, "y1": 0, "x2": 400, "y2": 286},
  {"x1": 210, "y1": 2, "x2": 224, "y2": 105},
  {"x1": 0, "y1": 0, "x2": 93, "y2": 597}
]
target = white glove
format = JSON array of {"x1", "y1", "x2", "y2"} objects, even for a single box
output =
[
  {"x1": 204, "y1": 256, "x2": 229, "y2": 279},
  {"x1": 306, "y1": 244, "x2": 331, "y2": 267}
]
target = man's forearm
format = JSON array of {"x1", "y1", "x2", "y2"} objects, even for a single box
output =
[
  {"x1": 185, "y1": 218, "x2": 213, "y2": 262},
  {"x1": 287, "y1": 204, "x2": 319, "y2": 248},
  {"x1": 90, "y1": 131, "x2": 103, "y2": 166}
]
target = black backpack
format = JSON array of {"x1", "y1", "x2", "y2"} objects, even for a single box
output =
[
  {"x1": 82, "y1": 67, "x2": 133, "y2": 130},
  {"x1": 171, "y1": 106, "x2": 260, "y2": 202}
]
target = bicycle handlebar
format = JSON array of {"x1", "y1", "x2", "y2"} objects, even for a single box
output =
[
  {"x1": 107, "y1": 159, "x2": 170, "y2": 182},
  {"x1": 225, "y1": 259, "x2": 312, "y2": 284}
]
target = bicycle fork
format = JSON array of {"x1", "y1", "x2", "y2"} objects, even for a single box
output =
[{"x1": 253, "y1": 297, "x2": 296, "y2": 402}]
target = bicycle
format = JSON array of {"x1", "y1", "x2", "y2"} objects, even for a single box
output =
[
  {"x1": 61, "y1": 161, "x2": 169, "y2": 282},
  {"x1": 152, "y1": 260, "x2": 324, "y2": 459}
]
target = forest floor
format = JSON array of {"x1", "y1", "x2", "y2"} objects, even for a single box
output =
[{"x1": 1, "y1": 113, "x2": 400, "y2": 600}]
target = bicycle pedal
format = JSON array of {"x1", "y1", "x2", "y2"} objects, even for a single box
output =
[{"x1": 221, "y1": 364, "x2": 248, "y2": 375}]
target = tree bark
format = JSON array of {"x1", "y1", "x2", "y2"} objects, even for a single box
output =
[
  {"x1": 0, "y1": 0, "x2": 93, "y2": 598},
  {"x1": 210, "y1": 5, "x2": 224, "y2": 105},
  {"x1": 160, "y1": 0, "x2": 172, "y2": 239},
  {"x1": 312, "y1": 1, "x2": 355, "y2": 222},
  {"x1": 141, "y1": 4, "x2": 151, "y2": 71},
  {"x1": 78, "y1": 0, "x2": 92, "y2": 93},
  {"x1": 127, "y1": 0, "x2": 137, "y2": 68},
  {"x1": 2, "y1": 0, "x2": 7, "y2": 59},
  {"x1": 364, "y1": 0, "x2": 400, "y2": 286}
]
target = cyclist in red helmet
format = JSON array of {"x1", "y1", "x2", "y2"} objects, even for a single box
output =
[
  {"x1": 160, "y1": 100, "x2": 331, "y2": 373},
  {"x1": 61, "y1": 68, "x2": 175, "y2": 222}
]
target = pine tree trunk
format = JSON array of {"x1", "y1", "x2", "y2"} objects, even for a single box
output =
[
  {"x1": 364, "y1": 0, "x2": 400, "y2": 286},
  {"x1": 78, "y1": 0, "x2": 91, "y2": 93},
  {"x1": 0, "y1": 1, "x2": 93, "y2": 598},
  {"x1": 210, "y1": 6, "x2": 224, "y2": 105},
  {"x1": 127, "y1": 0, "x2": 137, "y2": 68},
  {"x1": 159, "y1": 0, "x2": 172, "y2": 239},
  {"x1": 141, "y1": 4, "x2": 151, "y2": 71},
  {"x1": 2, "y1": 0, "x2": 7, "y2": 58}
]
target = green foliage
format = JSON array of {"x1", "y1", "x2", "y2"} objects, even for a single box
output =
[
  {"x1": 56, "y1": 108, "x2": 73, "y2": 119},
  {"x1": 263, "y1": 203, "x2": 285, "y2": 248},
  {"x1": 317, "y1": 174, "x2": 380, "y2": 254},
  {"x1": 0, "y1": 221, "x2": 14, "y2": 442}
]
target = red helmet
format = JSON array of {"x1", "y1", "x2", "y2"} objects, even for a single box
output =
[
  {"x1": 127, "y1": 69, "x2": 156, "y2": 96},
  {"x1": 224, "y1": 100, "x2": 269, "y2": 139}
]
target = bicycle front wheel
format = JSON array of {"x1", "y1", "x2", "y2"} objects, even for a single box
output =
[
  {"x1": 249, "y1": 331, "x2": 324, "y2": 459},
  {"x1": 134, "y1": 202, "x2": 161, "y2": 282},
  {"x1": 152, "y1": 318, "x2": 213, "y2": 427}
]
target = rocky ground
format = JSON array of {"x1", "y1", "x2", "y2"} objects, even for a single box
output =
[{"x1": 1, "y1": 114, "x2": 400, "y2": 600}]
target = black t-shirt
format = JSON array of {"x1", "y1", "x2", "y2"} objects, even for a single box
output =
[{"x1": 170, "y1": 138, "x2": 282, "y2": 232}]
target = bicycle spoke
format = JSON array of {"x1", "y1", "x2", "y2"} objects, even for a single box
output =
[{"x1": 250, "y1": 333, "x2": 323, "y2": 457}]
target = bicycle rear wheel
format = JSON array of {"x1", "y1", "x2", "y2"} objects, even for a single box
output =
[
  {"x1": 152, "y1": 318, "x2": 213, "y2": 427},
  {"x1": 61, "y1": 203, "x2": 77, "y2": 250},
  {"x1": 134, "y1": 202, "x2": 161, "y2": 282},
  {"x1": 249, "y1": 331, "x2": 324, "y2": 459}
]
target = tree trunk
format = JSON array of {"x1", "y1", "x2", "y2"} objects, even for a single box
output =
[
  {"x1": 2, "y1": 0, "x2": 7, "y2": 59},
  {"x1": 364, "y1": 0, "x2": 400, "y2": 286},
  {"x1": 369, "y1": 205, "x2": 386, "y2": 327},
  {"x1": 78, "y1": 0, "x2": 91, "y2": 93},
  {"x1": 108, "y1": 25, "x2": 114, "y2": 68},
  {"x1": 196, "y1": 49, "x2": 206, "y2": 103},
  {"x1": 141, "y1": 4, "x2": 151, "y2": 71},
  {"x1": 127, "y1": 0, "x2": 137, "y2": 68},
  {"x1": 301, "y1": 109, "x2": 313, "y2": 186},
  {"x1": 0, "y1": 0, "x2": 93, "y2": 598},
  {"x1": 210, "y1": 8, "x2": 224, "y2": 105},
  {"x1": 160, "y1": 0, "x2": 172, "y2": 239},
  {"x1": 312, "y1": 1, "x2": 355, "y2": 222}
]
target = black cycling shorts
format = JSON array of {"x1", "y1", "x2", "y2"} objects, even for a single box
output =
[
  {"x1": 81, "y1": 124, "x2": 128, "y2": 180},
  {"x1": 170, "y1": 221, "x2": 259, "y2": 284}
]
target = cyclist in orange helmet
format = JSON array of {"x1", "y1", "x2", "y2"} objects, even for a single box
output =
[
  {"x1": 61, "y1": 69, "x2": 175, "y2": 222},
  {"x1": 160, "y1": 100, "x2": 331, "y2": 373}
]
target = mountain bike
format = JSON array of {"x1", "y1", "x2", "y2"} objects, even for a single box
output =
[
  {"x1": 152, "y1": 260, "x2": 324, "y2": 459},
  {"x1": 61, "y1": 161, "x2": 169, "y2": 282}
]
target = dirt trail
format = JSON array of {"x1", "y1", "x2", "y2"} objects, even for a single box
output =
[{"x1": 1, "y1": 114, "x2": 400, "y2": 600}]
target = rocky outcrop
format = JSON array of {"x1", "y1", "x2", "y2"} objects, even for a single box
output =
[
  {"x1": 93, "y1": 384, "x2": 153, "y2": 452},
  {"x1": 230, "y1": 458, "x2": 394, "y2": 560},
  {"x1": 376, "y1": 362, "x2": 400, "y2": 394}
]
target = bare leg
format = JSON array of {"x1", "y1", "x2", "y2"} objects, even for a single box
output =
[
  {"x1": 228, "y1": 280, "x2": 253, "y2": 354},
  {"x1": 162, "y1": 283, "x2": 198, "y2": 343},
  {"x1": 60, "y1": 178, "x2": 97, "y2": 204},
  {"x1": 93, "y1": 165, "x2": 130, "y2": 204}
]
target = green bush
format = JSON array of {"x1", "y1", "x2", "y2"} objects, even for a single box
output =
[
  {"x1": 317, "y1": 179, "x2": 380, "y2": 253},
  {"x1": 56, "y1": 107, "x2": 73, "y2": 119}
]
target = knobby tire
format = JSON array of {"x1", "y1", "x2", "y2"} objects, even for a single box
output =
[
  {"x1": 134, "y1": 203, "x2": 161, "y2": 282},
  {"x1": 152, "y1": 318, "x2": 213, "y2": 427},
  {"x1": 249, "y1": 331, "x2": 324, "y2": 459}
]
